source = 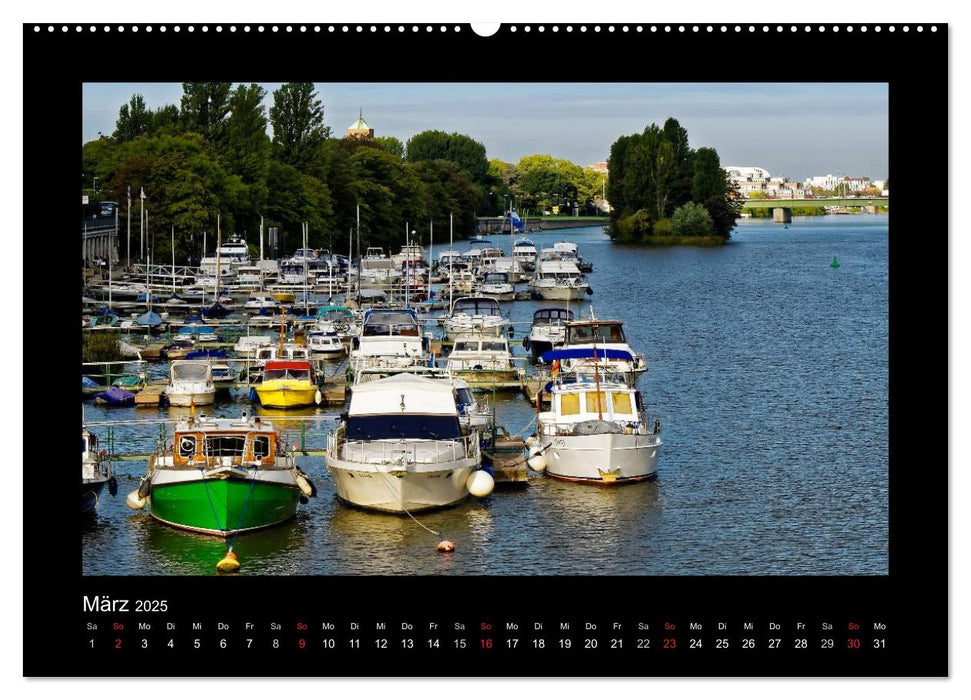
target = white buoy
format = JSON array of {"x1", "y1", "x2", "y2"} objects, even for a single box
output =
[
  {"x1": 467, "y1": 470, "x2": 495, "y2": 497},
  {"x1": 315, "y1": 388, "x2": 322, "y2": 405},
  {"x1": 528, "y1": 442, "x2": 544, "y2": 457},
  {"x1": 525, "y1": 436, "x2": 540, "y2": 449},
  {"x1": 126, "y1": 490, "x2": 147, "y2": 510},
  {"x1": 296, "y1": 474, "x2": 314, "y2": 497},
  {"x1": 527, "y1": 454, "x2": 547, "y2": 472}
]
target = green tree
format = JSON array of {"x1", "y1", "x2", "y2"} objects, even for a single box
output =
[
  {"x1": 113, "y1": 94, "x2": 152, "y2": 143},
  {"x1": 692, "y1": 147, "x2": 725, "y2": 201},
  {"x1": 270, "y1": 83, "x2": 331, "y2": 172},
  {"x1": 374, "y1": 136, "x2": 404, "y2": 158},
  {"x1": 662, "y1": 117, "x2": 695, "y2": 209},
  {"x1": 151, "y1": 104, "x2": 181, "y2": 134},
  {"x1": 670, "y1": 202, "x2": 715, "y2": 237},
  {"x1": 412, "y1": 160, "x2": 486, "y2": 236},
  {"x1": 180, "y1": 82, "x2": 232, "y2": 149},
  {"x1": 406, "y1": 130, "x2": 488, "y2": 184},
  {"x1": 350, "y1": 146, "x2": 427, "y2": 249},
  {"x1": 264, "y1": 161, "x2": 332, "y2": 251}
]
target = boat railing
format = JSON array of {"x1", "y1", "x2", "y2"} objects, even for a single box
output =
[{"x1": 328, "y1": 432, "x2": 478, "y2": 465}]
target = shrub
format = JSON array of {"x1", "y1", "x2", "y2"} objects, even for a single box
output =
[
  {"x1": 670, "y1": 202, "x2": 715, "y2": 237},
  {"x1": 653, "y1": 217, "x2": 672, "y2": 236}
]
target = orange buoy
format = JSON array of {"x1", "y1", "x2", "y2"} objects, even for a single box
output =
[
  {"x1": 436, "y1": 540, "x2": 456, "y2": 553},
  {"x1": 216, "y1": 549, "x2": 240, "y2": 573}
]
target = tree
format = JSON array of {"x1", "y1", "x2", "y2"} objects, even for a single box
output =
[
  {"x1": 406, "y1": 131, "x2": 488, "y2": 184},
  {"x1": 180, "y1": 82, "x2": 233, "y2": 149},
  {"x1": 670, "y1": 202, "x2": 715, "y2": 237},
  {"x1": 692, "y1": 147, "x2": 725, "y2": 201},
  {"x1": 374, "y1": 136, "x2": 404, "y2": 158},
  {"x1": 113, "y1": 94, "x2": 152, "y2": 143},
  {"x1": 224, "y1": 84, "x2": 270, "y2": 184},
  {"x1": 270, "y1": 83, "x2": 331, "y2": 172},
  {"x1": 663, "y1": 117, "x2": 694, "y2": 209}
]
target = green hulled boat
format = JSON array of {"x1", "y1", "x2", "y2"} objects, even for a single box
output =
[{"x1": 128, "y1": 412, "x2": 315, "y2": 537}]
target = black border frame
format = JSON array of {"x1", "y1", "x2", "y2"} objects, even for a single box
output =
[{"x1": 24, "y1": 22, "x2": 947, "y2": 677}]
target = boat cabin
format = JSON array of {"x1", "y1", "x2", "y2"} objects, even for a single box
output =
[
  {"x1": 565, "y1": 320, "x2": 627, "y2": 345},
  {"x1": 450, "y1": 297, "x2": 503, "y2": 317},
  {"x1": 361, "y1": 309, "x2": 421, "y2": 337},
  {"x1": 171, "y1": 416, "x2": 281, "y2": 467},
  {"x1": 533, "y1": 308, "x2": 574, "y2": 326},
  {"x1": 262, "y1": 360, "x2": 314, "y2": 382}
]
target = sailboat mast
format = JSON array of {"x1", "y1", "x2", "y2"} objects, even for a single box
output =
[
  {"x1": 428, "y1": 220, "x2": 433, "y2": 296},
  {"x1": 449, "y1": 212, "x2": 454, "y2": 310}
]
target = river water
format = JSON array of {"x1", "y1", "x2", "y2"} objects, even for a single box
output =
[{"x1": 82, "y1": 214, "x2": 889, "y2": 576}]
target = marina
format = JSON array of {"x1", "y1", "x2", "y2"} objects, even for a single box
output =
[{"x1": 82, "y1": 216, "x2": 889, "y2": 576}]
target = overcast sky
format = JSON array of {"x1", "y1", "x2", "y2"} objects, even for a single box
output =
[{"x1": 83, "y1": 82, "x2": 888, "y2": 182}]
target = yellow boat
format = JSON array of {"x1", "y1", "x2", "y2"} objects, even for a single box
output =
[
  {"x1": 255, "y1": 360, "x2": 320, "y2": 408},
  {"x1": 271, "y1": 291, "x2": 296, "y2": 304}
]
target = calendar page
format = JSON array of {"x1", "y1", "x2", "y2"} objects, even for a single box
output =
[{"x1": 23, "y1": 20, "x2": 946, "y2": 677}]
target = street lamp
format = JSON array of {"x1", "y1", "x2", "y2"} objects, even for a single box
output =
[{"x1": 93, "y1": 176, "x2": 99, "y2": 192}]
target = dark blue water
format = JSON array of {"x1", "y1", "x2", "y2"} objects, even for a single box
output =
[{"x1": 83, "y1": 215, "x2": 888, "y2": 576}]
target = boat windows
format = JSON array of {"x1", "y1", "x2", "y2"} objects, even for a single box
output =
[
  {"x1": 586, "y1": 391, "x2": 608, "y2": 414},
  {"x1": 171, "y1": 363, "x2": 211, "y2": 381},
  {"x1": 263, "y1": 368, "x2": 312, "y2": 381},
  {"x1": 560, "y1": 393, "x2": 581, "y2": 416},
  {"x1": 252, "y1": 435, "x2": 270, "y2": 460},
  {"x1": 346, "y1": 415, "x2": 462, "y2": 440},
  {"x1": 482, "y1": 341, "x2": 508, "y2": 352},
  {"x1": 454, "y1": 341, "x2": 478, "y2": 352},
  {"x1": 178, "y1": 435, "x2": 197, "y2": 458},
  {"x1": 569, "y1": 324, "x2": 625, "y2": 343},
  {"x1": 454, "y1": 387, "x2": 473, "y2": 406},
  {"x1": 205, "y1": 435, "x2": 246, "y2": 457},
  {"x1": 452, "y1": 298, "x2": 501, "y2": 315},
  {"x1": 611, "y1": 392, "x2": 633, "y2": 415}
]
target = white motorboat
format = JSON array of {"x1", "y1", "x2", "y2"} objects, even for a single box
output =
[
  {"x1": 233, "y1": 334, "x2": 275, "y2": 357},
  {"x1": 445, "y1": 334, "x2": 524, "y2": 389},
  {"x1": 512, "y1": 237, "x2": 538, "y2": 271},
  {"x1": 452, "y1": 377, "x2": 491, "y2": 436},
  {"x1": 350, "y1": 308, "x2": 428, "y2": 382},
  {"x1": 479, "y1": 272, "x2": 516, "y2": 302},
  {"x1": 560, "y1": 315, "x2": 648, "y2": 383},
  {"x1": 244, "y1": 293, "x2": 280, "y2": 313},
  {"x1": 307, "y1": 326, "x2": 346, "y2": 359},
  {"x1": 165, "y1": 360, "x2": 216, "y2": 407},
  {"x1": 82, "y1": 427, "x2": 116, "y2": 513},
  {"x1": 528, "y1": 259, "x2": 590, "y2": 301},
  {"x1": 530, "y1": 350, "x2": 661, "y2": 484},
  {"x1": 326, "y1": 373, "x2": 490, "y2": 513},
  {"x1": 525, "y1": 307, "x2": 574, "y2": 361},
  {"x1": 442, "y1": 296, "x2": 508, "y2": 339}
]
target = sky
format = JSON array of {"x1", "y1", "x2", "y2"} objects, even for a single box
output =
[{"x1": 82, "y1": 82, "x2": 888, "y2": 182}]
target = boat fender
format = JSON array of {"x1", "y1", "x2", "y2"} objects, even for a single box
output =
[
  {"x1": 315, "y1": 388, "x2": 322, "y2": 406},
  {"x1": 653, "y1": 419, "x2": 661, "y2": 435},
  {"x1": 467, "y1": 470, "x2": 495, "y2": 497},
  {"x1": 125, "y1": 490, "x2": 147, "y2": 510},
  {"x1": 586, "y1": 287, "x2": 594, "y2": 296},
  {"x1": 299, "y1": 496, "x2": 309, "y2": 505},
  {"x1": 528, "y1": 442, "x2": 544, "y2": 457},
  {"x1": 527, "y1": 454, "x2": 548, "y2": 473},
  {"x1": 136, "y1": 477, "x2": 152, "y2": 499},
  {"x1": 249, "y1": 387, "x2": 258, "y2": 404},
  {"x1": 216, "y1": 549, "x2": 240, "y2": 573},
  {"x1": 522, "y1": 337, "x2": 530, "y2": 350},
  {"x1": 524, "y1": 435, "x2": 540, "y2": 449},
  {"x1": 107, "y1": 476, "x2": 118, "y2": 497},
  {"x1": 436, "y1": 540, "x2": 456, "y2": 553},
  {"x1": 296, "y1": 473, "x2": 316, "y2": 498}
]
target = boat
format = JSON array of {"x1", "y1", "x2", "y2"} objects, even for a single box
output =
[
  {"x1": 255, "y1": 360, "x2": 320, "y2": 408},
  {"x1": 512, "y1": 237, "x2": 538, "y2": 271},
  {"x1": 560, "y1": 315, "x2": 648, "y2": 383},
  {"x1": 307, "y1": 326, "x2": 346, "y2": 359},
  {"x1": 82, "y1": 427, "x2": 117, "y2": 513},
  {"x1": 442, "y1": 296, "x2": 508, "y2": 339},
  {"x1": 172, "y1": 324, "x2": 219, "y2": 344},
  {"x1": 552, "y1": 240, "x2": 593, "y2": 272},
  {"x1": 350, "y1": 308, "x2": 428, "y2": 381},
  {"x1": 445, "y1": 334, "x2": 524, "y2": 389},
  {"x1": 453, "y1": 377, "x2": 491, "y2": 436},
  {"x1": 530, "y1": 349, "x2": 661, "y2": 484},
  {"x1": 317, "y1": 305, "x2": 360, "y2": 342},
  {"x1": 524, "y1": 308, "x2": 574, "y2": 361},
  {"x1": 233, "y1": 334, "x2": 275, "y2": 358},
  {"x1": 325, "y1": 373, "x2": 490, "y2": 513},
  {"x1": 165, "y1": 360, "x2": 216, "y2": 407},
  {"x1": 93, "y1": 385, "x2": 136, "y2": 407},
  {"x1": 529, "y1": 258, "x2": 590, "y2": 301},
  {"x1": 479, "y1": 272, "x2": 516, "y2": 302},
  {"x1": 244, "y1": 293, "x2": 280, "y2": 313},
  {"x1": 448, "y1": 268, "x2": 478, "y2": 294},
  {"x1": 128, "y1": 412, "x2": 315, "y2": 536}
]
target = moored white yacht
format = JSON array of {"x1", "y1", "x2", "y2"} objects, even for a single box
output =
[
  {"x1": 560, "y1": 315, "x2": 647, "y2": 383},
  {"x1": 525, "y1": 307, "x2": 574, "y2": 361},
  {"x1": 350, "y1": 308, "x2": 428, "y2": 382},
  {"x1": 445, "y1": 334, "x2": 524, "y2": 389},
  {"x1": 528, "y1": 259, "x2": 590, "y2": 301},
  {"x1": 479, "y1": 272, "x2": 516, "y2": 302},
  {"x1": 442, "y1": 296, "x2": 508, "y2": 339},
  {"x1": 326, "y1": 373, "x2": 490, "y2": 513},
  {"x1": 165, "y1": 360, "x2": 216, "y2": 407},
  {"x1": 530, "y1": 350, "x2": 661, "y2": 484},
  {"x1": 512, "y1": 237, "x2": 538, "y2": 271}
]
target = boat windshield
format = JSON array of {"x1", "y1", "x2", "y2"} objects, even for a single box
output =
[
  {"x1": 535, "y1": 309, "x2": 574, "y2": 323},
  {"x1": 454, "y1": 387, "x2": 474, "y2": 406},
  {"x1": 346, "y1": 415, "x2": 461, "y2": 440},
  {"x1": 263, "y1": 368, "x2": 312, "y2": 381},
  {"x1": 363, "y1": 312, "x2": 419, "y2": 336},
  {"x1": 569, "y1": 324, "x2": 626, "y2": 343},
  {"x1": 452, "y1": 298, "x2": 501, "y2": 315},
  {"x1": 484, "y1": 273, "x2": 509, "y2": 283},
  {"x1": 171, "y1": 363, "x2": 210, "y2": 381}
]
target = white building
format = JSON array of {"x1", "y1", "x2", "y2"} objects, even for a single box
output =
[{"x1": 724, "y1": 166, "x2": 771, "y2": 185}]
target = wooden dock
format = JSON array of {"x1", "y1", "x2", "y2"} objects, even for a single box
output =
[
  {"x1": 523, "y1": 377, "x2": 551, "y2": 408},
  {"x1": 134, "y1": 383, "x2": 168, "y2": 406},
  {"x1": 484, "y1": 436, "x2": 529, "y2": 485}
]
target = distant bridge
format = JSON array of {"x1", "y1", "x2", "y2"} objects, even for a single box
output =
[{"x1": 741, "y1": 197, "x2": 888, "y2": 209}]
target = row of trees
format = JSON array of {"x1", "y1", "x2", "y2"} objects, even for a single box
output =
[
  {"x1": 486, "y1": 155, "x2": 607, "y2": 216},
  {"x1": 606, "y1": 118, "x2": 742, "y2": 242},
  {"x1": 83, "y1": 83, "x2": 495, "y2": 265}
]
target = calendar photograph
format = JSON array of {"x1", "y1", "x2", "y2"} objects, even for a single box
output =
[
  {"x1": 19, "y1": 19, "x2": 947, "y2": 679},
  {"x1": 79, "y1": 76, "x2": 891, "y2": 578}
]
